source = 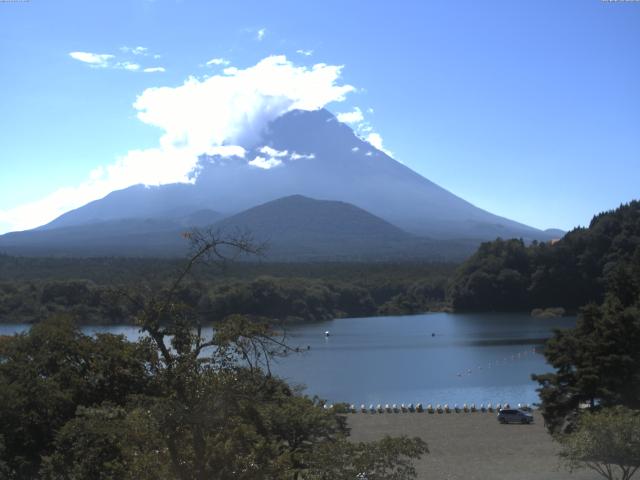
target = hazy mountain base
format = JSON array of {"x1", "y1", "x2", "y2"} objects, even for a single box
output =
[{"x1": 0, "y1": 195, "x2": 480, "y2": 261}]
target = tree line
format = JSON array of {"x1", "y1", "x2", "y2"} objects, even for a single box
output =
[
  {"x1": 448, "y1": 201, "x2": 640, "y2": 312},
  {"x1": 0, "y1": 266, "x2": 453, "y2": 325}
]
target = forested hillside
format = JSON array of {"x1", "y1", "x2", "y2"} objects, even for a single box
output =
[
  {"x1": 0, "y1": 259, "x2": 454, "y2": 324},
  {"x1": 448, "y1": 201, "x2": 640, "y2": 312}
]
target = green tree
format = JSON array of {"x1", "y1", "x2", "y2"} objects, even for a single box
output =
[
  {"x1": 0, "y1": 230, "x2": 429, "y2": 479},
  {"x1": 0, "y1": 316, "x2": 156, "y2": 478},
  {"x1": 558, "y1": 407, "x2": 640, "y2": 480},
  {"x1": 124, "y1": 230, "x2": 428, "y2": 479},
  {"x1": 533, "y1": 248, "x2": 640, "y2": 433}
]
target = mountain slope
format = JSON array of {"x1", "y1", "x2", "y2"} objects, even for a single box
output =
[
  {"x1": 214, "y1": 195, "x2": 420, "y2": 260},
  {"x1": 0, "y1": 196, "x2": 476, "y2": 260},
  {"x1": 33, "y1": 109, "x2": 556, "y2": 243},
  {"x1": 0, "y1": 210, "x2": 223, "y2": 257}
]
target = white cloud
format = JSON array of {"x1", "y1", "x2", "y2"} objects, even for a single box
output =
[
  {"x1": 259, "y1": 146, "x2": 288, "y2": 157},
  {"x1": 337, "y1": 107, "x2": 364, "y2": 124},
  {"x1": 290, "y1": 152, "x2": 315, "y2": 160},
  {"x1": 120, "y1": 46, "x2": 149, "y2": 56},
  {"x1": 71, "y1": 47, "x2": 163, "y2": 73},
  {"x1": 296, "y1": 49, "x2": 313, "y2": 56},
  {"x1": 257, "y1": 28, "x2": 266, "y2": 41},
  {"x1": 206, "y1": 145, "x2": 246, "y2": 158},
  {"x1": 365, "y1": 132, "x2": 393, "y2": 157},
  {"x1": 248, "y1": 156, "x2": 282, "y2": 169},
  {"x1": 365, "y1": 151, "x2": 373, "y2": 156},
  {"x1": 0, "y1": 55, "x2": 354, "y2": 233},
  {"x1": 351, "y1": 146, "x2": 359, "y2": 152},
  {"x1": 134, "y1": 55, "x2": 354, "y2": 151},
  {"x1": 69, "y1": 51, "x2": 114, "y2": 68},
  {"x1": 69, "y1": 52, "x2": 147, "y2": 72},
  {"x1": 116, "y1": 61, "x2": 141, "y2": 71},
  {"x1": 206, "y1": 57, "x2": 230, "y2": 66},
  {"x1": 0, "y1": 146, "x2": 197, "y2": 233}
]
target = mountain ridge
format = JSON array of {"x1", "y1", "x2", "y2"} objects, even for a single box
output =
[
  {"x1": 35, "y1": 108, "x2": 555, "y2": 242},
  {"x1": 0, "y1": 195, "x2": 478, "y2": 260}
]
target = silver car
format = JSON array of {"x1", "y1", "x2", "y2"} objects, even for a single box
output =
[{"x1": 497, "y1": 408, "x2": 534, "y2": 424}]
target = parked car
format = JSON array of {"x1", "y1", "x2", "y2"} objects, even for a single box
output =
[{"x1": 497, "y1": 408, "x2": 534, "y2": 424}]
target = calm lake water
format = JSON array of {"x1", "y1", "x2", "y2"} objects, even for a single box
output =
[{"x1": 0, "y1": 313, "x2": 575, "y2": 406}]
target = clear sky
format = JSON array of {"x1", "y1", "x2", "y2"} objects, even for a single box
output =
[{"x1": 0, "y1": 0, "x2": 638, "y2": 234}]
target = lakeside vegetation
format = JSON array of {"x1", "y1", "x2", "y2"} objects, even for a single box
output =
[
  {"x1": 3, "y1": 202, "x2": 639, "y2": 327},
  {"x1": 0, "y1": 233, "x2": 429, "y2": 479},
  {"x1": 0, "y1": 258, "x2": 454, "y2": 324},
  {"x1": 448, "y1": 201, "x2": 640, "y2": 313}
]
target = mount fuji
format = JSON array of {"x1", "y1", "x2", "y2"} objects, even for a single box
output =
[{"x1": 0, "y1": 109, "x2": 558, "y2": 259}]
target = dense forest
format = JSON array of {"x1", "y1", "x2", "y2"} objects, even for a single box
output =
[
  {"x1": 2, "y1": 201, "x2": 639, "y2": 324},
  {"x1": 0, "y1": 257, "x2": 454, "y2": 324},
  {"x1": 448, "y1": 201, "x2": 640, "y2": 312}
]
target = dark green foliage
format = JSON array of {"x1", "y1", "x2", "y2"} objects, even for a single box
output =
[
  {"x1": 0, "y1": 260, "x2": 456, "y2": 324},
  {"x1": 448, "y1": 239, "x2": 531, "y2": 311},
  {"x1": 449, "y1": 201, "x2": 640, "y2": 312},
  {"x1": 378, "y1": 278, "x2": 449, "y2": 315},
  {"x1": 207, "y1": 276, "x2": 377, "y2": 322},
  {"x1": 533, "y1": 242, "x2": 640, "y2": 433},
  {"x1": 0, "y1": 232, "x2": 428, "y2": 479},
  {"x1": 40, "y1": 405, "x2": 130, "y2": 480},
  {"x1": 0, "y1": 317, "x2": 156, "y2": 477}
]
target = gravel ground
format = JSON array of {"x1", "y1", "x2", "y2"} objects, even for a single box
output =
[{"x1": 347, "y1": 411, "x2": 600, "y2": 480}]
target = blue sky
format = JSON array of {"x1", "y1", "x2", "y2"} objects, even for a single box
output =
[{"x1": 0, "y1": 0, "x2": 638, "y2": 234}]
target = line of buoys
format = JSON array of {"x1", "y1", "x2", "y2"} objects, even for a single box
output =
[
  {"x1": 455, "y1": 347, "x2": 540, "y2": 378},
  {"x1": 326, "y1": 402, "x2": 533, "y2": 413}
]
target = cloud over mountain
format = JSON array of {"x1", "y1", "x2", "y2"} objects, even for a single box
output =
[{"x1": 0, "y1": 56, "x2": 356, "y2": 233}]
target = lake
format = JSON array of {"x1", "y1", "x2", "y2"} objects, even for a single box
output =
[{"x1": 0, "y1": 312, "x2": 575, "y2": 407}]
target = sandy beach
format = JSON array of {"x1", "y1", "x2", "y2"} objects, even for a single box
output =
[{"x1": 347, "y1": 411, "x2": 600, "y2": 480}]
